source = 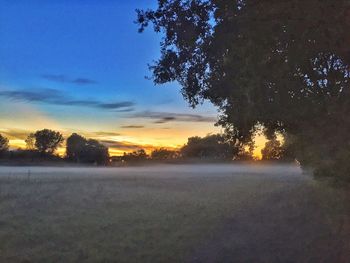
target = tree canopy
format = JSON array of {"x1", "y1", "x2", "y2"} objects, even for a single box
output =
[
  {"x1": 151, "y1": 148, "x2": 178, "y2": 160},
  {"x1": 261, "y1": 136, "x2": 283, "y2": 161},
  {"x1": 137, "y1": 0, "x2": 350, "y2": 180},
  {"x1": 66, "y1": 133, "x2": 109, "y2": 165},
  {"x1": 25, "y1": 133, "x2": 36, "y2": 150},
  {"x1": 33, "y1": 129, "x2": 64, "y2": 155},
  {"x1": 180, "y1": 134, "x2": 250, "y2": 160},
  {"x1": 122, "y1": 149, "x2": 148, "y2": 162}
]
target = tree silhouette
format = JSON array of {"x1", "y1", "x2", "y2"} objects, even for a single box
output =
[
  {"x1": 25, "y1": 133, "x2": 36, "y2": 150},
  {"x1": 80, "y1": 139, "x2": 109, "y2": 165},
  {"x1": 151, "y1": 148, "x2": 178, "y2": 160},
  {"x1": 261, "y1": 137, "x2": 283, "y2": 161},
  {"x1": 33, "y1": 129, "x2": 64, "y2": 155},
  {"x1": 137, "y1": 0, "x2": 350, "y2": 181},
  {"x1": 181, "y1": 134, "x2": 239, "y2": 160},
  {"x1": 66, "y1": 133, "x2": 109, "y2": 165},
  {"x1": 122, "y1": 149, "x2": 148, "y2": 162},
  {"x1": 66, "y1": 133, "x2": 86, "y2": 162},
  {"x1": 0, "y1": 134, "x2": 9, "y2": 155}
]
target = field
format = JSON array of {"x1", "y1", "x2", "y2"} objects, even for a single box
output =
[{"x1": 0, "y1": 164, "x2": 349, "y2": 262}]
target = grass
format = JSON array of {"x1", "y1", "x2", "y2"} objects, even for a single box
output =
[{"x1": 0, "y1": 165, "x2": 349, "y2": 262}]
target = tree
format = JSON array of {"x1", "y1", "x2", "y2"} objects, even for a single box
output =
[
  {"x1": 33, "y1": 129, "x2": 64, "y2": 155},
  {"x1": 261, "y1": 137, "x2": 283, "y2": 161},
  {"x1": 151, "y1": 148, "x2": 178, "y2": 160},
  {"x1": 181, "y1": 134, "x2": 240, "y2": 160},
  {"x1": 122, "y1": 149, "x2": 148, "y2": 162},
  {"x1": 137, "y1": 1, "x2": 350, "y2": 181},
  {"x1": 80, "y1": 139, "x2": 109, "y2": 165},
  {"x1": 66, "y1": 133, "x2": 86, "y2": 162},
  {"x1": 25, "y1": 133, "x2": 36, "y2": 150},
  {"x1": 66, "y1": 133, "x2": 109, "y2": 165},
  {"x1": 0, "y1": 134, "x2": 9, "y2": 155}
]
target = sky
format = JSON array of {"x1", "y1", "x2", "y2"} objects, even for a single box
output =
[{"x1": 0, "y1": 0, "x2": 265, "y2": 157}]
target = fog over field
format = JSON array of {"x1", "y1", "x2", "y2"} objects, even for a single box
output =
[
  {"x1": 1, "y1": 164, "x2": 349, "y2": 262},
  {"x1": 0, "y1": 163, "x2": 303, "y2": 179}
]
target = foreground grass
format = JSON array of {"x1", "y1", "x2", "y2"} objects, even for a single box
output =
[{"x1": 0, "y1": 165, "x2": 349, "y2": 262}]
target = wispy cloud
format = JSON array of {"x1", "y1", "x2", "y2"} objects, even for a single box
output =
[
  {"x1": 0, "y1": 88, "x2": 135, "y2": 111},
  {"x1": 131, "y1": 111, "x2": 216, "y2": 123},
  {"x1": 93, "y1": 131, "x2": 121, "y2": 136},
  {"x1": 101, "y1": 140, "x2": 154, "y2": 151},
  {"x1": 0, "y1": 128, "x2": 30, "y2": 140},
  {"x1": 41, "y1": 74, "x2": 97, "y2": 85},
  {"x1": 121, "y1": 125, "x2": 145, "y2": 129}
]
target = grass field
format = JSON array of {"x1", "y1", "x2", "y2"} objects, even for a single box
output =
[{"x1": 0, "y1": 164, "x2": 349, "y2": 262}]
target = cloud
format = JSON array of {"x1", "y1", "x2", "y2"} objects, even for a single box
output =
[
  {"x1": 93, "y1": 131, "x2": 121, "y2": 136},
  {"x1": 0, "y1": 128, "x2": 30, "y2": 140},
  {"x1": 121, "y1": 125, "x2": 145, "y2": 129},
  {"x1": 41, "y1": 74, "x2": 97, "y2": 85},
  {"x1": 114, "y1": 108, "x2": 135, "y2": 113},
  {"x1": 132, "y1": 111, "x2": 216, "y2": 123},
  {"x1": 0, "y1": 88, "x2": 135, "y2": 111},
  {"x1": 101, "y1": 140, "x2": 154, "y2": 151},
  {"x1": 98, "y1": 102, "x2": 134, "y2": 109},
  {"x1": 154, "y1": 117, "x2": 176, "y2": 124}
]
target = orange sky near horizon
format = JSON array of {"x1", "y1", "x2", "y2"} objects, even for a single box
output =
[
  {"x1": 6, "y1": 134, "x2": 267, "y2": 159},
  {"x1": 0, "y1": 99, "x2": 267, "y2": 159}
]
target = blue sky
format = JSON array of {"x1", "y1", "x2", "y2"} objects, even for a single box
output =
[{"x1": 0, "y1": 0, "x2": 221, "y2": 154}]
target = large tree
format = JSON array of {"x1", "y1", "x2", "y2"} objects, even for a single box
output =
[
  {"x1": 66, "y1": 133, "x2": 109, "y2": 165},
  {"x1": 180, "y1": 134, "x2": 248, "y2": 160},
  {"x1": 33, "y1": 129, "x2": 64, "y2": 155},
  {"x1": 137, "y1": 0, "x2": 350, "y2": 181},
  {"x1": 66, "y1": 133, "x2": 86, "y2": 162}
]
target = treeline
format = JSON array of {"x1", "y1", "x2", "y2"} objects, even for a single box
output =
[
  {"x1": 113, "y1": 134, "x2": 254, "y2": 164},
  {"x1": 0, "y1": 129, "x2": 295, "y2": 166},
  {"x1": 0, "y1": 129, "x2": 109, "y2": 165},
  {"x1": 115, "y1": 133, "x2": 295, "y2": 164}
]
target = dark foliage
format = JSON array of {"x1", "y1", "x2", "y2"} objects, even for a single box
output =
[
  {"x1": 3, "y1": 149, "x2": 63, "y2": 163},
  {"x1": 151, "y1": 148, "x2": 179, "y2": 160},
  {"x1": 261, "y1": 136, "x2": 283, "y2": 161},
  {"x1": 180, "y1": 134, "x2": 248, "y2": 160},
  {"x1": 66, "y1": 133, "x2": 109, "y2": 165},
  {"x1": 137, "y1": 0, "x2": 350, "y2": 181},
  {"x1": 25, "y1": 133, "x2": 36, "y2": 150},
  {"x1": 0, "y1": 134, "x2": 9, "y2": 156},
  {"x1": 66, "y1": 133, "x2": 86, "y2": 162},
  {"x1": 122, "y1": 149, "x2": 148, "y2": 162},
  {"x1": 33, "y1": 129, "x2": 64, "y2": 155}
]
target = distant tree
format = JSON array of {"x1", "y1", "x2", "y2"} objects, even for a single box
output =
[
  {"x1": 66, "y1": 133, "x2": 86, "y2": 162},
  {"x1": 33, "y1": 129, "x2": 64, "y2": 155},
  {"x1": 151, "y1": 148, "x2": 178, "y2": 160},
  {"x1": 25, "y1": 133, "x2": 36, "y2": 150},
  {"x1": 261, "y1": 137, "x2": 283, "y2": 161},
  {"x1": 80, "y1": 139, "x2": 109, "y2": 165},
  {"x1": 65, "y1": 133, "x2": 109, "y2": 165},
  {"x1": 181, "y1": 134, "x2": 235, "y2": 160},
  {"x1": 122, "y1": 149, "x2": 148, "y2": 162},
  {"x1": 0, "y1": 134, "x2": 9, "y2": 155}
]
